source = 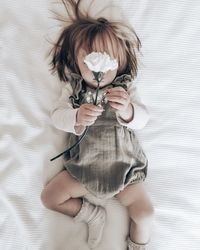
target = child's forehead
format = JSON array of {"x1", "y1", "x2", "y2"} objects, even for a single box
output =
[{"x1": 77, "y1": 34, "x2": 118, "y2": 59}]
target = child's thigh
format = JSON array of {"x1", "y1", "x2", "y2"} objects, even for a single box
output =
[
  {"x1": 44, "y1": 169, "x2": 89, "y2": 199},
  {"x1": 114, "y1": 182, "x2": 150, "y2": 207}
]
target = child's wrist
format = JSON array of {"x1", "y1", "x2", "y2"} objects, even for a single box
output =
[
  {"x1": 118, "y1": 103, "x2": 134, "y2": 123},
  {"x1": 75, "y1": 109, "x2": 81, "y2": 126},
  {"x1": 75, "y1": 109, "x2": 86, "y2": 131}
]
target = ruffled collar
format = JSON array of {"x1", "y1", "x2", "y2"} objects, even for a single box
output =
[{"x1": 68, "y1": 72, "x2": 133, "y2": 108}]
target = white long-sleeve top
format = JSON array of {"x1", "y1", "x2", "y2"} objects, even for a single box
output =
[{"x1": 50, "y1": 80, "x2": 150, "y2": 135}]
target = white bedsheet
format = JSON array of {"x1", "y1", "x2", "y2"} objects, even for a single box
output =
[{"x1": 1, "y1": 0, "x2": 200, "y2": 250}]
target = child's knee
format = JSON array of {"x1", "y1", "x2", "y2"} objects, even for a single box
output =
[{"x1": 40, "y1": 188, "x2": 56, "y2": 210}]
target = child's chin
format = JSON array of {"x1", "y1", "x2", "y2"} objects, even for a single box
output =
[{"x1": 85, "y1": 78, "x2": 112, "y2": 88}]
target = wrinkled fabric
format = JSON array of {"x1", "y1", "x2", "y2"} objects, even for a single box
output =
[{"x1": 63, "y1": 73, "x2": 148, "y2": 199}]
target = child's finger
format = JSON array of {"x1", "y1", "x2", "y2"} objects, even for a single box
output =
[
  {"x1": 84, "y1": 109, "x2": 103, "y2": 117},
  {"x1": 106, "y1": 95, "x2": 127, "y2": 105},
  {"x1": 83, "y1": 114, "x2": 97, "y2": 122},
  {"x1": 106, "y1": 90, "x2": 129, "y2": 100},
  {"x1": 107, "y1": 87, "x2": 126, "y2": 93},
  {"x1": 108, "y1": 101, "x2": 124, "y2": 110},
  {"x1": 83, "y1": 103, "x2": 104, "y2": 112}
]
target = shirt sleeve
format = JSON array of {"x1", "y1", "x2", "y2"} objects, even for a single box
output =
[
  {"x1": 50, "y1": 83, "x2": 85, "y2": 135},
  {"x1": 116, "y1": 81, "x2": 150, "y2": 130}
]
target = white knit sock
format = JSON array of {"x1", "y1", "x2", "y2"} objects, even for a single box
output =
[
  {"x1": 127, "y1": 237, "x2": 148, "y2": 250},
  {"x1": 73, "y1": 197, "x2": 106, "y2": 249}
]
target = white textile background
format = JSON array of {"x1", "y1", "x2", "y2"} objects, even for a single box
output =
[{"x1": 0, "y1": 0, "x2": 200, "y2": 250}]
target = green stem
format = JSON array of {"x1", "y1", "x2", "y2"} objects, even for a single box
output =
[
  {"x1": 94, "y1": 81, "x2": 100, "y2": 105},
  {"x1": 92, "y1": 71, "x2": 103, "y2": 106}
]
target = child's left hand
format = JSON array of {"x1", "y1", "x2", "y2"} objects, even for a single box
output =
[{"x1": 106, "y1": 87, "x2": 134, "y2": 122}]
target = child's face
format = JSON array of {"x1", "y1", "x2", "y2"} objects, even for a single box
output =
[{"x1": 77, "y1": 48, "x2": 118, "y2": 88}]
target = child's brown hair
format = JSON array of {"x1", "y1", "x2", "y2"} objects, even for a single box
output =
[{"x1": 50, "y1": 0, "x2": 142, "y2": 82}]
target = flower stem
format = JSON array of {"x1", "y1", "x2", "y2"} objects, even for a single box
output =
[
  {"x1": 50, "y1": 71, "x2": 104, "y2": 162},
  {"x1": 50, "y1": 126, "x2": 89, "y2": 161},
  {"x1": 94, "y1": 81, "x2": 100, "y2": 105}
]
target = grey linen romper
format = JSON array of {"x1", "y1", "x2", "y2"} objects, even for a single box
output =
[{"x1": 63, "y1": 73, "x2": 148, "y2": 199}]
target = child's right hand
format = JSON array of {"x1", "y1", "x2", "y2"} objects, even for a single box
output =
[{"x1": 76, "y1": 103, "x2": 104, "y2": 126}]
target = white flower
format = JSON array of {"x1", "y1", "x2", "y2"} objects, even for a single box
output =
[{"x1": 84, "y1": 52, "x2": 118, "y2": 73}]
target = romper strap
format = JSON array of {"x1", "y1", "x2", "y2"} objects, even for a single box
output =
[
  {"x1": 111, "y1": 74, "x2": 132, "y2": 90},
  {"x1": 67, "y1": 73, "x2": 86, "y2": 108}
]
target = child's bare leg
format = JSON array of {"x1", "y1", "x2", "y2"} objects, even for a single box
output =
[
  {"x1": 115, "y1": 182, "x2": 154, "y2": 245},
  {"x1": 41, "y1": 169, "x2": 106, "y2": 249},
  {"x1": 41, "y1": 170, "x2": 89, "y2": 216}
]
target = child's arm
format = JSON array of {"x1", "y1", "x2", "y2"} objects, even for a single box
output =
[
  {"x1": 50, "y1": 83, "x2": 85, "y2": 135},
  {"x1": 117, "y1": 82, "x2": 150, "y2": 130},
  {"x1": 107, "y1": 82, "x2": 150, "y2": 130}
]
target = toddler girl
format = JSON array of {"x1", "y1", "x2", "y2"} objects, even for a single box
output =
[{"x1": 41, "y1": 0, "x2": 154, "y2": 249}]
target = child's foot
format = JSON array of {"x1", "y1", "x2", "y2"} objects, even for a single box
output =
[
  {"x1": 73, "y1": 197, "x2": 107, "y2": 248},
  {"x1": 87, "y1": 206, "x2": 106, "y2": 248}
]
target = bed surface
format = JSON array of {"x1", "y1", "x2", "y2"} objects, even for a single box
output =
[{"x1": 0, "y1": 0, "x2": 200, "y2": 249}]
